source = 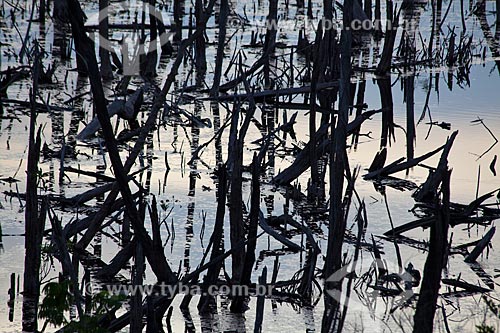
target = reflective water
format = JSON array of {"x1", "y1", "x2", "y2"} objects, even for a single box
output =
[{"x1": 1, "y1": 0, "x2": 500, "y2": 331}]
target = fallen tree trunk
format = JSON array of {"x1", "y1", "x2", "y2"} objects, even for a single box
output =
[
  {"x1": 442, "y1": 278, "x2": 491, "y2": 293},
  {"x1": 207, "y1": 81, "x2": 340, "y2": 101},
  {"x1": 413, "y1": 131, "x2": 459, "y2": 201},
  {"x1": 258, "y1": 211, "x2": 302, "y2": 252},
  {"x1": 464, "y1": 227, "x2": 495, "y2": 263},
  {"x1": 273, "y1": 109, "x2": 381, "y2": 185},
  {"x1": 364, "y1": 131, "x2": 458, "y2": 180},
  {"x1": 383, "y1": 214, "x2": 497, "y2": 236},
  {"x1": 76, "y1": 87, "x2": 144, "y2": 140}
]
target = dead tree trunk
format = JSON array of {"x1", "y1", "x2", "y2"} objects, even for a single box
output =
[
  {"x1": 405, "y1": 75, "x2": 415, "y2": 161},
  {"x1": 264, "y1": 0, "x2": 278, "y2": 87},
  {"x1": 22, "y1": 50, "x2": 45, "y2": 333},
  {"x1": 98, "y1": 0, "x2": 113, "y2": 79},
  {"x1": 210, "y1": 0, "x2": 228, "y2": 96},
  {"x1": 254, "y1": 267, "x2": 267, "y2": 333},
  {"x1": 377, "y1": 77, "x2": 394, "y2": 148},
  {"x1": 227, "y1": 104, "x2": 245, "y2": 293},
  {"x1": 229, "y1": 73, "x2": 257, "y2": 312},
  {"x1": 198, "y1": 165, "x2": 227, "y2": 313},
  {"x1": 365, "y1": 0, "x2": 372, "y2": 19},
  {"x1": 141, "y1": 0, "x2": 158, "y2": 78},
  {"x1": 173, "y1": 0, "x2": 183, "y2": 43},
  {"x1": 374, "y1": 0, "x2": 382, "y2": 37},
  {"x1": 232, "y1": 154, "x2": 261, "y2": 311},
  {"x1": 413, "y1": 170, "x2": 451, "y2": 333},
  {"x1": 323, "y1": 0, "x2": 353, "y2": 330},
  {"x1": 308, "y1": 22, "x2": 324, "y2": 200},
  {"x1": 130, "y1": 241, "x2": 144, "y2": 332},
  {"x1": 39, "y1": 0, "x2": 46, "y2": 23},
  {"x1": 242, "y1": 153, "x2": 260, "y2": 284},
  {"x1": 324, "y1": 0, "x2": 333, "y2": 18},
  {"x1": 194, "y1": 0, "x2": 207, "y2": 75},
  {"x1": 375, "y1": 4, "x2": 399, "y2": 75}
]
